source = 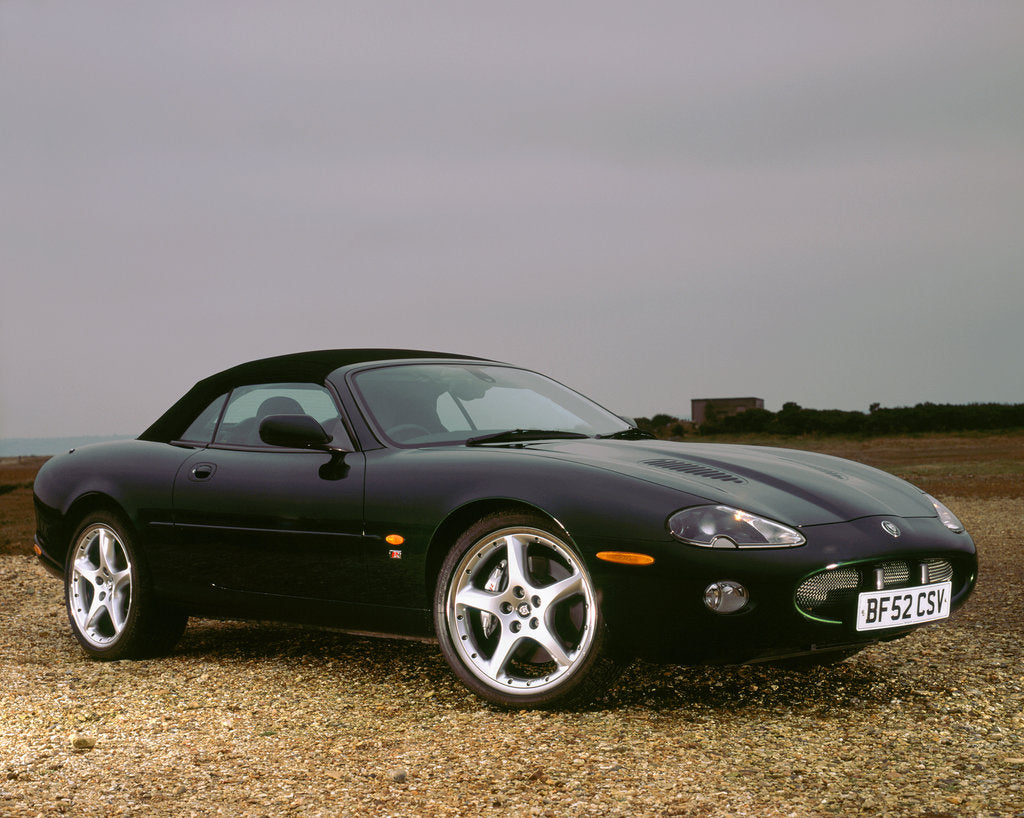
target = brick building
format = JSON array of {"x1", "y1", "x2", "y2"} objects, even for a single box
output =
[{"x1": 691, "y1": 397, "x2": 764, "y2": 426}]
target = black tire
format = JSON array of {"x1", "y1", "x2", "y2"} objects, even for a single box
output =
[
  {"x1": 434, "y1": 511, "x2": 625, "y2": 709},
  {"x1": 64, "y1": 512, "x2": 187, "y2": 660}
]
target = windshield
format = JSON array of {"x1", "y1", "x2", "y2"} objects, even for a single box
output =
[{"x1": 348, "y1": 364, "x2": 631, "y2": 446}]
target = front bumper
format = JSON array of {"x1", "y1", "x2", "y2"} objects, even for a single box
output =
[
  {"x1": 590, "y1": 514, "x2": 977, "y2": 664},
  {"x1": 33, "y1": 535, "x2": 65, "y2": 579},
  {"x1": 32, "y1": 494, "x2": 67, "y2": 579}
]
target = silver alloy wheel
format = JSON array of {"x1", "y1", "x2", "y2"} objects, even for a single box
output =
[
  {"x1": 445, "y1": 526, "x2": 598, "y2": 696},
  {"x1": 68, "y1": 524, "x2": 133, "y2": 649}
]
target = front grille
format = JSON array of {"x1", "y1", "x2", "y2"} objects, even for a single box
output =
[
  {"x1": 796, "y1": 558, "x2": 955, "y2": 621},
  {"x1": 795, "y1": 568, "x2": 860, "y2": 609},
  {"x1": 925, "y1": 558, "x2": 953, "y2": 583},
  {"x1": 880, "y1": 560, "x2": 910, "y2": 587}
]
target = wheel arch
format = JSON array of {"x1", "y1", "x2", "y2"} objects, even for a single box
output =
[
  {"x1": 423, "y1": 499, "x2": 572, "y2": 602},
  {"x1": 59, "y1": 493, "x2": 136, "y2": 569}
]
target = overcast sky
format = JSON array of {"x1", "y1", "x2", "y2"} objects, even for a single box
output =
[{"x1": 2, "y1": 2, "x2": 1023, "y2": 439}]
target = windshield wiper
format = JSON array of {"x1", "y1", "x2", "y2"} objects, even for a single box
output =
[
  {"x1": 595, "y1": 428, "x2": 657, "y2": 440},
  {"x1": 465, "y1": 429, "x2": 591, "y2": 446}
]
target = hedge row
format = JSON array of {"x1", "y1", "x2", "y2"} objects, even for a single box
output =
[{"x1": 636, "y1": 402, "x2": 1024, "y2": 438}]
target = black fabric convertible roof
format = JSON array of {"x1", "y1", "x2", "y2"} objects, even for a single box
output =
[{"x1": 139, "y1": 348, "x2": 483, "y2": 442}]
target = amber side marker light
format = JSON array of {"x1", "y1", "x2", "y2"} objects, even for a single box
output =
[
  {"x1": 33, "y1": 543, "x2": 42, "y2": 557},
  {"x1": 596, "y1": 551, "x2": 655, "y2": 566},
  {"x1": 385, "y1": 534, "x2": 405, "y2": 546}
]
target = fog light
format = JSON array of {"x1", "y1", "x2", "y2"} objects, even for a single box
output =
[{"x1": 703, "y1": 581, "x2": 749, "y2": 614}]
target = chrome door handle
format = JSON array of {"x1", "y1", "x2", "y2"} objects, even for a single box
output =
[{"x1": 190, "y1": 463, "x2": 216, "y2": 481}]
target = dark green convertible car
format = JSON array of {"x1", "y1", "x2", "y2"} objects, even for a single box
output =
[{"x1": 33, "y1": 349, "x2": 977, "y2": 708}]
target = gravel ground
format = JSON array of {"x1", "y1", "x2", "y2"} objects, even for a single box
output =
[{"x1": 2, "y1": 496, "x2": 1022, "y2": 817}]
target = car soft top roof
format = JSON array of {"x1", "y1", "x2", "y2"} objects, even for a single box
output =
[{"x1": 139, "y1": 348, "x2": 485, "y2": 443}]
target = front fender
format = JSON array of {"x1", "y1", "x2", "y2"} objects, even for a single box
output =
[{"x1": 32, "y1": 441, "x2": 194, "y2": 567}]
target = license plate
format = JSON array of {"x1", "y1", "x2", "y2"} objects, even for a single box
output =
[{"x1": 856, "y1": 581, "x2": 952, "y2": 631}]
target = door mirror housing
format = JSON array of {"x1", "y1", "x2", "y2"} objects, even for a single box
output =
[{"x1": 259, "y1": 414, "x2": 348, "y2": 451}]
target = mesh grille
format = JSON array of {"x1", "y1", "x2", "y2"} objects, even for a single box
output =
[
  {"x1": 926, "y1": 559, "x2": 953, "y2": 583},
  {"x1": 796, "y1": 558, "x2": 959, "y2": 618},
  {"x1": 881, "y1": 561, "x2": 910, "y2": 587},
  {"x1": 796, "y1": 568, "x2": 860, "y2": 609}
]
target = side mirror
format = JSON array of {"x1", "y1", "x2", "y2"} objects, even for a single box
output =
[{"x1": 259, "y1": 414, "x2": 333, "y2": 449}]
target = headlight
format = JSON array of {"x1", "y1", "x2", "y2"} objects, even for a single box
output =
[
  {"x1": 926, "y1": 494, "x2": 965, "y2": 533},
  {"x1": 668, "y1": 505, "x2": 805, "y2": 549}
]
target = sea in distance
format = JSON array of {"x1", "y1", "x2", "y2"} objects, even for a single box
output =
[{"x1": 0, "y1": 436, "x2": 133, "y2": 458}]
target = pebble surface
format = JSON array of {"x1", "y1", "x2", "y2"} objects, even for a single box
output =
[{"x1": 1, "y1": 497, "x2": 1021, "y2": 817}]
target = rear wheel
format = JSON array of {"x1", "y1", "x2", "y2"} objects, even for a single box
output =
[
  {"x1": 434, "y1": 512, "x2": 624, "y2": 708},
  {"x1": 65, "y1": 512, "x2": 187, "y2": 660}
]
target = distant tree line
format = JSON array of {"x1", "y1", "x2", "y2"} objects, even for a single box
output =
[{"x1": 635, "y1": 402, "x2": 1024, "y2": 438}]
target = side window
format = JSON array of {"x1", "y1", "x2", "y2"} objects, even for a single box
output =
[
  {"x1": 178, "y1": 393, "x2": 228, "y2": 445},
  {"x1": 213, "y1": 383, "x2": 347, "y2": 447}
]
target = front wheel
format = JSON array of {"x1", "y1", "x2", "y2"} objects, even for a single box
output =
[
  {"x1": 434, "y1": 512, "x2": 624, "y2": 708},
  {"x1": 65, "y1": 512, "x2": 187, "y2": 660}
]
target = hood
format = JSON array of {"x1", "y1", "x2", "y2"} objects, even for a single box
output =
[{"x1": 526, "y1": 439, "x2": 934, "y2": 527}]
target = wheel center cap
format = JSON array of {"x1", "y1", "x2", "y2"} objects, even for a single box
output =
[{"x1": 516, "y1": 602, "x2": 532, "y2": 617}]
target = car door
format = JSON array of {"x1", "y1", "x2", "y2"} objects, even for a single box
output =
[{"x1": 171, "y1": 382, "x2": 371, "y2": 602}]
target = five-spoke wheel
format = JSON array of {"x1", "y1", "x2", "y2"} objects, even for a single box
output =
[
  {"x1": 68, "y1": 521, "x2": 134, "y2": 649},
  {"x1": 435, "y1": 512, "x2": 623, "y2": 708},
  {"x1": 65, "y1": 513, "x2": 187, "y2": 660}
]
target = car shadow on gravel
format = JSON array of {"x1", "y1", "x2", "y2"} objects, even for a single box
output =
[
  {"x1": 172, "y1": 618, "x2": 466, "y2": 688},
  {"x1": 171, "y1": 618, "x2": 920, "y2": 716},
  {"x1": 603, "y1": 658, "x2": 923, "y2": 715}
]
